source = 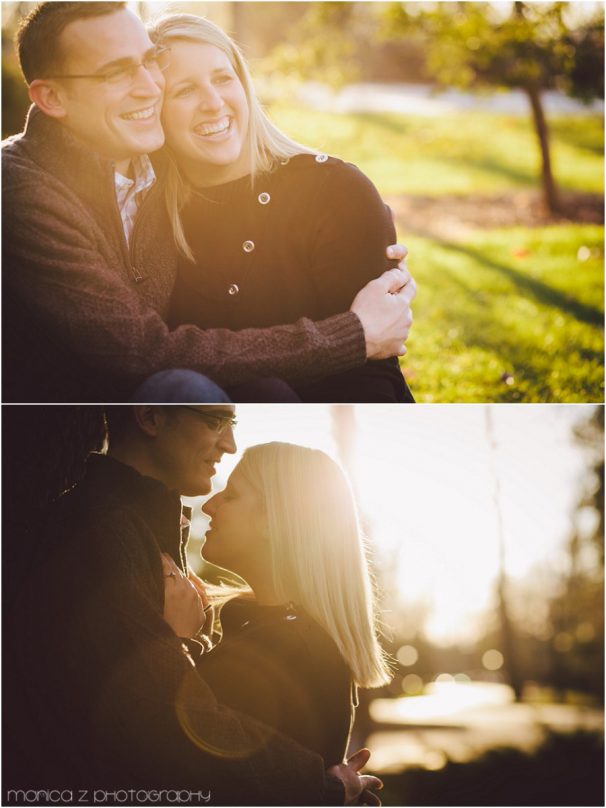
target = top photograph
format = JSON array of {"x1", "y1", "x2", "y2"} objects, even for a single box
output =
[{"x1": 2, "y1": 0, "x2": 603, "y2": 404}]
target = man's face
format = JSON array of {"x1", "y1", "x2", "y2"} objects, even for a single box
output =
[
  {"x1": 150, "y1": 406, "x2": 237, "y2": 497},
  {"x1": 53, "y1": 9, "x2": 165, "y2": 163}
]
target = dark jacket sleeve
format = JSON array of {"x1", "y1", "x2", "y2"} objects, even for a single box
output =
[
  {"x1": 296, "y1": 161, "x2": 412, "y2": 403},
  {"x1": 7, "y1": 508, "x2": 343, "y2": 806},
  {"x1": 2, "y1": 156, "x2": 365, "y2": 390}
]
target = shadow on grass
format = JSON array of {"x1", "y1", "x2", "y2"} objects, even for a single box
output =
[
  {"x1": 441, "y1": 154, "x2": 537, "y2": 186},
  {"x1": 438, "y1": 239, "x2": 604, "y2": 326},
  {"x1": 409, "y1": 247, "x2": 603, "y2": 400},
  {"x1": 550, "y1": 119, "x2": 605, "y2": 156},
  {"x1": 381, "y1": 731, "x2": 605, "y2": 806},
  {"x1": 348, "y1": 111, "x2": 411, "y2": 136}
]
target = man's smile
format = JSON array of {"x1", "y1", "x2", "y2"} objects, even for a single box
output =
[{"x1": 120, "y1": 105, "x2": 158, "y2": 121}]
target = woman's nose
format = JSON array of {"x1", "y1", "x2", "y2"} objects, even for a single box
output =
[
  {"x1": 202, "y1": 494, "x2": 218, "y2": 517},
  {"x1": 198, "y1": 85, "x2": 224, "y2": 112}
]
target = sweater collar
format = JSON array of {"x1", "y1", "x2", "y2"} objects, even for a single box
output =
[
  {"x1": 19, "y1": 106, "x2": 115, "y2": 212},
  {"x1": 83, "y1": 453, "x2": 189, "y2": 572},
  {"x1": 17, "y1": 105, "x2": 165, "y2": 221}
]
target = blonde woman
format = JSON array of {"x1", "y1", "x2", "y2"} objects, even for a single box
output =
[
  {"x1": 149, "y1": 14, "x2": 415, "y2": 404},
  {"x1": 163, "y1": 442, "x2": 392, "y2": 766}
]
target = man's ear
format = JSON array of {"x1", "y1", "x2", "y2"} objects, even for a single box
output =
[
  {"x1": 133, "y1": 406, "x2": 165, "y2": 439},
  {"x1": 28, "y1": 79, "x2": 68, "y2": 119}
]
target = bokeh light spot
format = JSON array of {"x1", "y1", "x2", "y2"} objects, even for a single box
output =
[
  {"x1": 397, "y1": 644, "x2": 419, "y2": 667},
  {"x1": 554, "y1": 632, "x2": 574, "y2": 652},
  {"x1": 482, "y1": 649, "x2": 504, "y2": 670},
  {"x1": 401, "y1": 673, "x2": 424, "y2": 695}
]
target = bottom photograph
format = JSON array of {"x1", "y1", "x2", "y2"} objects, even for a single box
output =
[{"x1": 3, "y1": 404, "x2": 604, "y2": 808}]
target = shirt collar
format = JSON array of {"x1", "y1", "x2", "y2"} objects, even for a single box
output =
[{"x1": 114, "y1": 153, "x2": 156, "y2": 197}]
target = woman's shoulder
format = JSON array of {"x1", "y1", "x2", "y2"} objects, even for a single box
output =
[
  {"x1": 275, "y1": 606, "x2": 350, "y2": 675},
  {"x1": 269, "y1": 153, "x2": 380, "y2": 200},
  {"x1": 221, "y1": 600, "x2": 348, "y2": 671}
]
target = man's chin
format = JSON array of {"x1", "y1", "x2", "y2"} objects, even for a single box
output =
[
  {"x1": 140, "y1": 137, "x2": 164, "y2": 155},
  {"x1": 180, "y1": 479, "x2": 211, "y2": 497},
  {"x1": 121, "y1": 130, "x2": 165, "y2": 156}
]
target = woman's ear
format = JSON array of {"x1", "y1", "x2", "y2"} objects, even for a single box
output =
[{"x1": 28, "y1": 79, "x2": 69, "y2": 119}]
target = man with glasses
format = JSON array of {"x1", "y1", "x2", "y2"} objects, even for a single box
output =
[
  {"x1": 3, "y1": 1, "x2": 415, "y2": 403},
  {"x1": 5, "y1": 405, "x2": 383, "y2": 805}
]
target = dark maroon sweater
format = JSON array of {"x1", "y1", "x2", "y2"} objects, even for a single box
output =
[{"x1": 2, "y1": 108, "x2": 366, "y2": 402}]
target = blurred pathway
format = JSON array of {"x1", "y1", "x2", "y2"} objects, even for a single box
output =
[
  {"x1": 297, "y1": 82, "x2": 605, "y2": 117},
  {"x1": 387, "y1": 190, "x2": 604, "y2": 240},
  {"x1": 366, "y1": 683, "x2": 604, "y2": 774}
]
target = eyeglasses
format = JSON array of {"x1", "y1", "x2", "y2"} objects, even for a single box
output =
[
  {"x1": 46, "y1": 46, "x2": 171, "y2": 88},
  {"x1": 180, "y1": 407, "x2": 237, "y2": 435}
]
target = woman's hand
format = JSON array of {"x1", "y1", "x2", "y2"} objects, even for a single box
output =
[
  {"x1": 350, "y1": 243, "x2": 415, "y2": 360},
  {"x1": 162, "y1": 554, "x2": 210, "y2": 638}
]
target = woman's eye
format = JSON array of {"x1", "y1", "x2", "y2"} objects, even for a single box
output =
[
  {"x1": 213, "y1": 74, "x2": 233, "y2": 85},
  {"x1": 174, "y1": 85, "x2": 194, "y2": 97}
]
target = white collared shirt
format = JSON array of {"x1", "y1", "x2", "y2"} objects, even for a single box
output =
[{"x1": 114, "y1": 154, "x2": 156, "y2": 243}]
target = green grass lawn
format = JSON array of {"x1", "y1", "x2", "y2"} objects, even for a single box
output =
[
  {"x1": 269, "y1": 105, "x2": 604, "y2": 196},
  {"x1": 270, "y1": 104, "x2": 604, "y2": 402},
  {"x1": 400, "y1": 225, "x2": 603, "y2": 402}
]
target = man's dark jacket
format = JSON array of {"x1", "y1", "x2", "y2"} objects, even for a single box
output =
[
  {"x1": 2, "y1": 107, "x2": 365, "y2": 402},
  {"x1": 3, "y1": 454, "x2": 344, "y2": 805}
]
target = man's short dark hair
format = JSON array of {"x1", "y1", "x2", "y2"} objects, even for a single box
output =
[
  {"x1": 16, "y1": 1, "x2": 128, "y2": 84},
  {"x1": 104, "y1": 406, "x2": 178, "y2": 446},
  {"x1": 104, "y1": 406, "x2": 135, "y2": 446}
]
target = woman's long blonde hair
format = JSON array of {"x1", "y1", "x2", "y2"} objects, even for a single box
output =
[
  {"x1": 233, "y1": 442, "x2": 392, "y2": 690},
  {"x1": 148, "y1": 14, "x2": 314, "y2": 261}
]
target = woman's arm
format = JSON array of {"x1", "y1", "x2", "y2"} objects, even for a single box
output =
[
  {"x1": 307, "y1": 160, "x2": 401, "y2": 317},
  {"x1": 299, "y1": 160, "x2": 414, "y2": 402}
]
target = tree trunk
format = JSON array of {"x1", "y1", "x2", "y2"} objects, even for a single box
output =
[
  {"x1": 485, "y1": 408, "x2": 524, "y2": 701},
  {"x1": 524, "y1": 82, "x2": 561, "y2": 213}
]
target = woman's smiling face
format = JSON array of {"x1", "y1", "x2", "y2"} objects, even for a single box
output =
[{"x1": 161, "y1": 39, "x2": 250, "y2": 185}]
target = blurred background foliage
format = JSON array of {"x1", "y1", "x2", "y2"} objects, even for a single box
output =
[{"x1": 2, "y1": 1, "x2": 603, "y2": 404}]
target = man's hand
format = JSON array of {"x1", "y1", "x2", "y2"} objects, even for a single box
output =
[
  {"x1": 350, "y1": 244, "x2": 416, "y2": 360},
  {"x1": 328, "y1": 748, "x2": 383, "y2": 806},
  {"x1": 188, "y1": 566, "x2": 215, "y2": 629},
  {"x1": 162, "y1": 554, "x2": 208, "y2": 638}
]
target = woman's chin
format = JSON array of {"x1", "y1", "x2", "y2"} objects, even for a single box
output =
[{"x1": 183, "y1": 143, "x2": 248, "y2": 183}]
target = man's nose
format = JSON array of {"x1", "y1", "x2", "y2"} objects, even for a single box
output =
[
  {"x1": 131, "y1": 63, "x2": 164, "y2": 97},
  {"x1": 218, "y1": 427, "x2": 237, "y2": 455}
]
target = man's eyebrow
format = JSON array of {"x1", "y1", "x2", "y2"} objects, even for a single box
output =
[
  {"x1": 95, "y1": 46, "x2": 158, "y2": 73},
  {"x1": 203, "y1": 408, "x2": 235, "y2": 418}
]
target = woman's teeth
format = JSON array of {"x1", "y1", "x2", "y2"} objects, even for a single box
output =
[
  {"x1": 121, "y1": 107, "x2": 155, "y2": 121},
  {"x1": 196, "y1": 117, "x2": 231, "y2": 137}
]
